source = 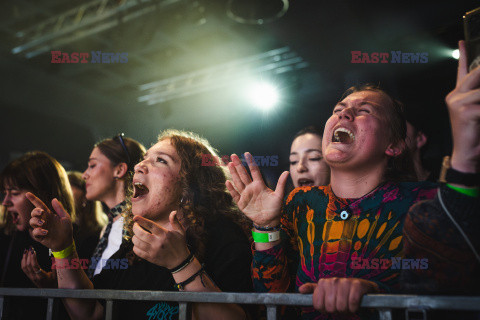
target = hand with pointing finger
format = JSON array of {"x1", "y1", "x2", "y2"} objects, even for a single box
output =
[
  {"x1": 225, "y1": 153, "x2": 290, "y2": 228},
  {"x1": 25, "y1": 192, "x2": 73, "y2": 252},
  {"x1": 132, "y1": 211, "x2": 190, "y2": 269}
]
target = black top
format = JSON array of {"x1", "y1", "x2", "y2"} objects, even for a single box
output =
[
  {"x1": 0, "y1": 227, "x2": 99, "y2": 320},
  {"x1": 92, "y1": 214, "x2": 253, "y2": 319},
  {"x1": 0, "y1": 230, "x2": 53, "y2": 320}
]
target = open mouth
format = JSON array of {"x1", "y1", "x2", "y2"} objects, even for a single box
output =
[
  {"x1": 332, "y1": 128, "x2": 355, "y2": 144},
  {"x1": 10, "y1": 212, "x2": 19, "y2": 224},
  {"x1": 133, "y1": 182, "x2": 149, "y2": 199},
  {"x1": 298, "y1": 178, "x2": 315, "y2": 187}
]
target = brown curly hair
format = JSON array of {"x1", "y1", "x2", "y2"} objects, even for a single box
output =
[{"x1": 123, "y1": 129, "x2": 250, "y2": 263}]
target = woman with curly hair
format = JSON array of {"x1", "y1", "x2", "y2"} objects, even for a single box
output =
[{"x1": 27, "y1": 129, "x2": 252, "y2": 320}]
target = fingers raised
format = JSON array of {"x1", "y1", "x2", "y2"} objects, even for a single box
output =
[
  {"x1": 52, "y1": 199, "x2": 69, "y2": 219},
  {"x1": 245, "y1": 153, "x2": 263, "y2": 182},
  {"x1": 25, "y1": 192, "x2": 49, "y2": 212},
  {"x1": 227, "y1": 155, "x2": 247, "y2": 192},
  {"x1": 225, "y1": 180, "x2": 240, "y2": 204},
  {"x1": 274, "y1": 171, "x2": 290, "y2": 197},
  {"x1": 168, "y1": 211, "x2": 185, "y2": 235},
  {"x1": 457, "y1": 40, "x2": 468, "y2": 86}
]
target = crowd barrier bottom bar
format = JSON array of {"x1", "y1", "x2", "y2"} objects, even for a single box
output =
[{"x1": 1, "y1": 288, "x2": 479, "y2": 320}]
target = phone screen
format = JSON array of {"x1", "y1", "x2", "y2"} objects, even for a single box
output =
[{"x1": 464, "y1": 7, "x2": 480, "y2": 71}]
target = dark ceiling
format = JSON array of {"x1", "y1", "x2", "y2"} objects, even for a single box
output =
[{"x1": 0, "y1": 0, "x2": 477, "y2": 177}]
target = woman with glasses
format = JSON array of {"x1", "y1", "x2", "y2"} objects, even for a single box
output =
[{"x1": 26, "y1": 130, "x2": 252, "y2": 319}]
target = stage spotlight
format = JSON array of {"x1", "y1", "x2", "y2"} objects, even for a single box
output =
[
  {"x1": 248, "y1": 82, "x2": 279, "y2": 110},
  {"x1": 452, "y1": 49, "x2": 460, "y2": 60}
]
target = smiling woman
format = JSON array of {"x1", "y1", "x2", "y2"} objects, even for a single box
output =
[{"x1": 26, "y1": 130, "x2": 253, "y2": 320}]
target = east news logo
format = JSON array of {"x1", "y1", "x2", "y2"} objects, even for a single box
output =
[
  {"x1": 351, "y1": 51, "x2": 428, "y2": 63},
  {"x1": 51, "y1": 51, "x2": 128, "y2": 63}
]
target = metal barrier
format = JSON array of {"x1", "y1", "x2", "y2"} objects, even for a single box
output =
[{"x1": 1, "y1": 288, "x2": 479, "y2": 320}]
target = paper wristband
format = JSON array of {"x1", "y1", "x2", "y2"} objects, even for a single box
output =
[
  {"x1": 252, "y1": 230, "x2": 280, "y2": 243},
  {"x1": 51, "y1": 241, "x2": 76, "y2": 259},
  {"x1": 446, "y1": 184, "x2": 480, "y2": 197}
]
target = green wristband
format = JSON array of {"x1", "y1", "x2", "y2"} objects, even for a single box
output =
[
  {"x1": 252, "y1": 230, "x2": 280, "y2": 243},
  {"x1": 446, "y1": 184, "x2": 480, "y2": 198},
  {"x1": 51, "y1": 241, "x2": 76, "y2": 259}
]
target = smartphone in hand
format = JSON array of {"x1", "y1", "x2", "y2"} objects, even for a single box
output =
[{"x1": 464, "y1": 7, "x2": 480, "y2": 71}]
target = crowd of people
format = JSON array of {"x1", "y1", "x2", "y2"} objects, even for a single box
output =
[{"x1": 0, "y1": 41, "x2": 479, "y2": 320}]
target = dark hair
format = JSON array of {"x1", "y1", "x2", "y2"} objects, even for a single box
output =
[
  {"x1": 68, "y1": 171, "x2": 107, "y2": 234},
  {"x1": 95, "y1": 136, "x2": 146, "y2": 199},
  {"x1": 340, "y1": 84, "x2": 417, "y2": 182},
  {"x1": 123, "y1": 130, "x2": 249, "y2": 262},
  {"x1": 292, "y1": 125, "x2": 323, "y2": 141},
  {"x1": 0, "y1": 151, "x2": 75, "y2": 226}
]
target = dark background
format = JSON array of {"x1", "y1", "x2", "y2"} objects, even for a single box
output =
[{"x1": 0, "y1": 0, "x2": 475, "y2": 179}]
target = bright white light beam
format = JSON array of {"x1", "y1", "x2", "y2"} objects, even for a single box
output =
[
  {"x1": 248, "y1": 82, "x2": 279, "y2": 110},
  {"x1": 452, "y1": 49, "x2": 460, "y2": 60}
]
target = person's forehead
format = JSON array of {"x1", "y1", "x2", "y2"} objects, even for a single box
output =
[
  {"x1": 340, "y1": 90, "x2": 391, "y2": 107},
  {"x1": 148, "y1": 139, "x2": 179, "y2": 160},
  {"x1": 291, "y1": 134, "x2": 323, "y2": 153}
]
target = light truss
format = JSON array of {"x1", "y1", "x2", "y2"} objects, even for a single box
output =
[
  {"x1": 138, "y1": 46, "x2": 309, "y2": 105},
  {"x1": 12, "y1": 0, "x2": 183, "y2": 58}
]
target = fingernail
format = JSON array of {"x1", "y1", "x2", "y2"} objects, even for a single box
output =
[
  {"x1": 38, "y1": 219, "x2": 44, "y2": 225},
  {"x1": 29, "y1": 246, "x2": 34, "y2": 253},
  {"x1": 24, "y1": 249, "x2": 27, "y2": 254},
  {"x1": 41, "y1": 230, "x2": 47, "y2": 235}
]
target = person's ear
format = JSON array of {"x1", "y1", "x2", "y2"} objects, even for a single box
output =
[
  {"x1": 385, "y1": 140, "x2": 405, "y2": 157},
  {"x1": 416, "y1": 131, "x2": 427, "y2": 149},
  {"x1": 114, "y1": 163, "x2": 128, "y2": 179}
]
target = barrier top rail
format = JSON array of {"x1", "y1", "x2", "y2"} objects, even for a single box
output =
[{"x1": 1, "y1": 288, "x2": 480, "y2": 310}]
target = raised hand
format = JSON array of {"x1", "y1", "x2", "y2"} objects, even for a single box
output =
[
  {"x1": 21, "y1": 246, "x2": 57, "y2": 288},
  {"x1": 225, "y1": 153, "x2": 289, "y2": 227},
  {"x1": 132, "y1": 211, "x2": 190, "y2": 269},
  {"x1": 446, "y1": 40, "x2": 480, "y2": 174},
  {"x1": 299, "y1": 278, "x2": 379, "y2": 314},
  {"x1": 25, "y1": 192, "x2": 73, "y2": 251}
]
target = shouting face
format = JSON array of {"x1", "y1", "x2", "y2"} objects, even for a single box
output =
[
  {"x1": 323, "y1": 90, "x2": 397, "y2": 172},
  {"x1": 131, "y1": 139, "x2": 183, "y2": 224}
]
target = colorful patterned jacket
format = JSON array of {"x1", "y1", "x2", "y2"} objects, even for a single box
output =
[{"x1": 252, "y1": 182, "x2": 437, "y2": 319}]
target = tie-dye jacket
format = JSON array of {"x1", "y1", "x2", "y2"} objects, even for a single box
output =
[{"x1": 252, "y1": 182, "x2": 437, "y2": 319}]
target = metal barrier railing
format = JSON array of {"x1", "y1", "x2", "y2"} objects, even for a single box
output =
[{"x1": 1, "y1": 288, "x2": 479, "y2": 320}]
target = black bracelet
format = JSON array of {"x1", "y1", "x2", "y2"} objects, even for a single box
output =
[
  {"x1": 252, "y1": 223, "x2": 280, "y2": 231},
  {"x1": 175, "y1": 264, "x2": 205, "y2": 290},
  {"x1": 169, "y1": 252, "x2": 194, "y2": 274}
]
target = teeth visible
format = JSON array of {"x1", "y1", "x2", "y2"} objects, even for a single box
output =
[{"x1": 333, "y1": 128, "x2": 355, "y2": 142}]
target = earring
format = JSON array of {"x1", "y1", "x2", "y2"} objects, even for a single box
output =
[{"x1": 81, "y1": 200, "x2": 87, "y2": 208}]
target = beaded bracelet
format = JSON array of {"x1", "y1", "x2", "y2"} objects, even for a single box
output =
[
  {"x1": 175, "y1": 264, "x2": 205, "y2": 290},
  {"x1": 252, "y1": 223, "x2": 280, "y2": 232},
  {"x1": 169, "y1": 253, "x2": 195, "y2": 274}
]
